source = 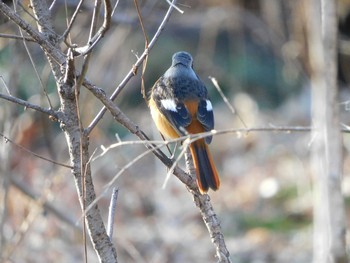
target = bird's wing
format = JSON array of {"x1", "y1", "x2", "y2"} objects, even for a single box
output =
[
  {"x1": 197, "y1": 99, "x2": 214, "y2": 144},
  {"x1": 158, "y1": 99, "x2": 192, "y2": 136},
  {"x1": 152, "y1": 77, "x2": 192, "y2": 136}
]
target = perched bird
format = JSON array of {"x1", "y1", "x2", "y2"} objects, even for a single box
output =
[{"x1": 149, "y1": 51, "x2": 220, "y2": 193}]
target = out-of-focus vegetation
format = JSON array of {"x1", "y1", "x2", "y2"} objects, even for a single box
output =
[{"x1": 1, "y1": 0, "x2": 350, "y2": 262}]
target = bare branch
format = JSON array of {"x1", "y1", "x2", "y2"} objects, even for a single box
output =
[
  {"x1": 85, "y1": 0, "x2": 179, "y2": 134},
  {"x1": 195, "y1": 192, "x2": 231, "y2": 262},
  {"x1": 0, "y1": 1, "x2": 66, "y2": 66},
  {"x1": 0, "y1": 93, "x2": 58, "y2": 118},
  {"x1": 17, "y1": 29, "x2": 53, "y2": 109},
  {"x1": 107, "y1": 187, "x2": 119, "y2": 239},
  {"x1": 72, "y1": 0, "x2": 112, "y2": 56},
  {"x1": 0, "y1": 33, "x2": 34, "y2": 41},
  {"x1": 0, "y1": 132, "x2": 72, "y2": 169},
  {"x1": 29, "y1": 0, "x2": 62, "y2": 81},
  {"x1": 183, "y1": 147, "x2": 231, "y2": 262},
  {"x1": 307, "y1": 0, "x2": 347, "y2": 262},
  {"x1": 209, "y1": 76, "x2": 247, "y2": 128},
  {"x1": 134, "y1": 0, "x2": 149, "y2": 100},
  {"x1": 59, "y1": 64, "x2": 118, "y2": 262},
  {"x1": 61, "y1": 0, "x2": 86, "y2": 41}
]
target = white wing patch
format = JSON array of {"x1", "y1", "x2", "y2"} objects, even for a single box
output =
[
  {"x1": 161, "y1": 99, "x2": 177, "y2": 112},
  {"x1": 206, "y1": 100, "x2": 213, "y2": 111}
]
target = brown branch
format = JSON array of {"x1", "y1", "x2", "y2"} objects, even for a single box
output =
[
  {"x1": 0, "y1": 33, "x2": 34, "y2": 41},
  {"x1": 0, "y1": 1, "x2": 66, "y2": 66},
  {"x1": 61, "y1": 0, "x2": 86, "y2": 41},
  {"x1": 29, "y1": 0, "x2": 62, "y2": 82},
  {"x1": 0, "y1": 1, "x2": 178, "y2": 262},
  {"x1": 59, "y1": 67, "x2": 118, "y2": 261},
  {"x1": 72, "y1": 0, "x2": 112, "y2": 56},
  {"x1": 134, "y1": 0, "x2": 149, "y2": 101},
  {"x1": 83, "y1": 79, "x2": 191, "y2": 183},
  {"x1": 184, "y1": 148, "x2": 231, "y2": 262},
  {"x1": 0, "y1": 93, "x2": 58, "y2": 118},
  {"x1": 85, "y1": 0, "x2": 179, "y2": 134}
]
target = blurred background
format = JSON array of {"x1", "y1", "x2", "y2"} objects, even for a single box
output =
[{"x1": 1, "y1": 0, "x2": 350, "y2": 262}]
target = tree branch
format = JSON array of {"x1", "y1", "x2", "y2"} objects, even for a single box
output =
[
  {"x1": 307, "y1": 0, "x2": 347, "y2": 262},
  {"x1": 0, "y1": 132, "x2": 72, "y2": 169},
  {"x1": 185, "y1": 148, "x2": 231, "y2": 262},
  {"x1": 0, "y1": 93, "x2": 58, "y2": 118},
  {"x1": 72, "y1": 0, "x2": 112, "y2": 56},
  {"x1": 58, "y1": 75, "x2": 118, "y2": 261},
  {"x1": 85, "y1": 0, "x2": 179, "y2": 134},
  {"x1": 85, "y1": 64, "x2": 232, "y2": 261},
  {"x1": 0, "y1": 1, "x2": 66, "y2": 66}
]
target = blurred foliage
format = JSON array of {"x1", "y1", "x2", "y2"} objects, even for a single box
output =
[
  {"x1": 1, "y1": 0, "x2": 350, "y2": 262},
  {"x1": 240, "y1": 213, "x2": 309, "y2": 233}
]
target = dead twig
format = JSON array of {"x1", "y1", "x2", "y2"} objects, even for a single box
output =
[
  {"x1": 0, "y1": 93, "x2": 58, "y2": 118},
  {"x1": 72, "y1": 0, "x2": 112, "y2": 56},
  {"x1": 85, "y1": 0, "x2": 180, "y2": 134},
  {"x1": 107, "y1": 187, "x2": 119, "y2": 239},
  {"x1": 0, "y1": 132, "x2": 72, "y2": 169}
]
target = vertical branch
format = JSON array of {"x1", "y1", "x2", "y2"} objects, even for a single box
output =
[
  {"x1": 28, "y1": 0, "x2": 61, "y2": 81},
  {"x1": 307, "y1": 0, "x2": 347, "y2": 262},
  {"x1": 0, "y1": 108, "x2": 12, "y2": 258},
  {"x1": 59, "y1": 55, "x2": 118, "y2": 262}
]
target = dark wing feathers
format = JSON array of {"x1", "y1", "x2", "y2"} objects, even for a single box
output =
[
  {"x1": 197, "y1": 100, "x2": 214, "y2": 144},
  {"x1": 159, "y1": 101, "x2": 192, "y2": 136},
  {"x1": 152, "y1": 76, "x2": 214, "y2": 143}
]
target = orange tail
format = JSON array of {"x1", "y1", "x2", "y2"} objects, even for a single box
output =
[{"x1": 189, "y1": 139, "x2": 220, "y2": 193}]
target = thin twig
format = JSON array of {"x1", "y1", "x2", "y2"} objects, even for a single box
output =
[
  {"x1": 133, "y1": 0, "x2": 149, "y2": 100},
  {"x1": 162, "y1": 140, "x2": 188, "y2": 189},
  {"x1": 17, "y1": 25, "x2": 53, "y2": 109},
  {"x1": 0, "y1": 93, "x2": 58, "y2": 118},
  {"x1": 61, "y1": 0, "x2": 86, "y2": 42},
  {"x1": 209, "y1": 76, "x2": 247, "y2": 128},
  {"x1": 0, "y1": 1, "x2": 66, "y2": 65},
  {"x1": 72, "y1": 0, "x2": 112, "y2": 56},
  {"x1": 0, "y1": 76, "x2": 12, "y2": 95},
  {"x1": 107, "y1": 187, "x2": 119, "y2": 239},
  {"x1": 166, "y1": 0, "x2": 184, "y2": 13},
  {"x1": 17, "y1": 1, "x2": 59, "y2": 41},
  {"x1": 83, "y1": 140, "x2": 162, "y2": 217},
  {"x1": 0, "y1": 132, "x2": 72, "y2": 169},
  {"x1": 85, "y1": 0, "x2": 179, "y2": 134},
  {"x1": 75, "y1": 0, "x2": 102, "y2": 91},
  {"x1": 111, "y1": 0, "x2": 120, "y2": 16},
  {"x1": 0, "y1": 33, "x2": 34, "y2": 42}
]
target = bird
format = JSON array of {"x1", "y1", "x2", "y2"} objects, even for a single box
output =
[{"x1": 148, "y1": 51, "x2": 220, "y2": 193}]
